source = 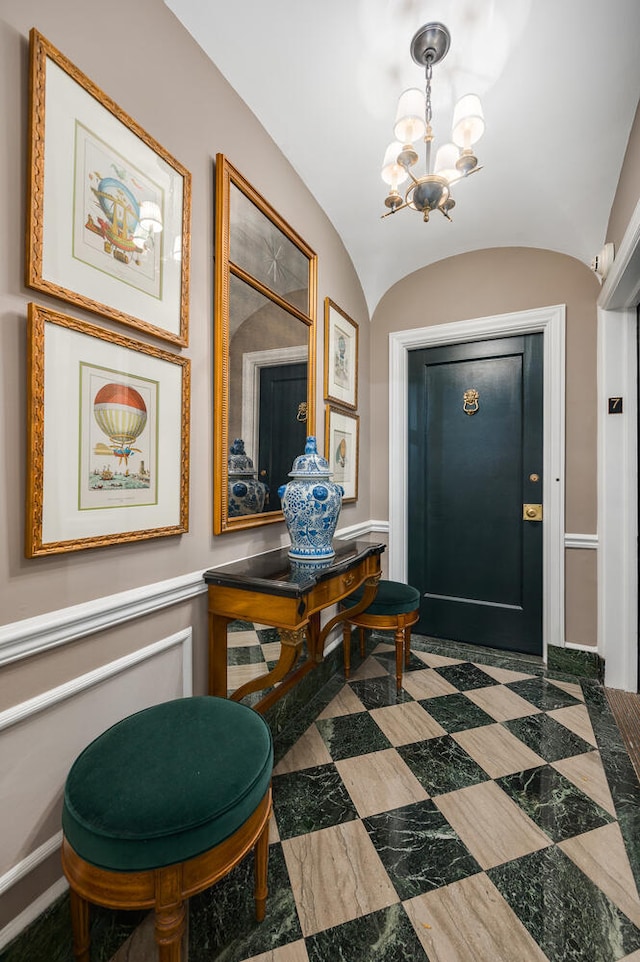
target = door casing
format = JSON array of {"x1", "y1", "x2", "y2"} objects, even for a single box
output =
[{"x1": 389, "y1": 304, "x2": 566, "y2": 662}]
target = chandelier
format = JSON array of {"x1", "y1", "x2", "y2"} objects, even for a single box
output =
[{"x1": 381, "y1": 23, "x2": 484, "y2": 222}]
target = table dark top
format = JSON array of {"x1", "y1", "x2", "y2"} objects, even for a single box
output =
[{"x1": 203, "y1": 540, "x2": 385, "y2": 598}]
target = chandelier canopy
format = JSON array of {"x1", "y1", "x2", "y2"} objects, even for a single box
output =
[{"x1": 381, "y1": 23, "x2": 484, "y2": 222}]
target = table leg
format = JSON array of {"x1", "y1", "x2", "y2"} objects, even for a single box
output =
[{"x1": 209, "y1": 612, "x2": 231, "y2": 697}]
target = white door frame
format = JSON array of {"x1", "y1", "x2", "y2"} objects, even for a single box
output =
[
  {"x1": 388, "y1": 305, "x2": 566, "y2": 662},
  {"x1": 597, "y1": 198, "x2": 640, "y2": 691}
]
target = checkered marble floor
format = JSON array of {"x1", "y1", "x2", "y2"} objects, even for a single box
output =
[{"x1": 188, "y1": 632, "x2": 640, "y2": 962}]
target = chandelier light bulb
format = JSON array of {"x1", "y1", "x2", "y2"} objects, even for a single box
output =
[
  {"x1": 381, "y1": 141, "x2": 409, "y2": 188},
  {"x1": 393, "y1": 88, "x2": 426, "y2": 144},
  {"x1": 452, "y1": 94, "x2": 485, "y2": 149}
]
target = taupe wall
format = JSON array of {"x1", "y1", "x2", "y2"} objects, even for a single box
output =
[
  {"x1": 606, "y1": 98, "x2": 640, "y2": 252},
  {"x1": 0, "y1": 0, "x2": 370, "y2": 931},
  {"x1": 370, "y1": 247, "x2": 601, "y2": 647}
]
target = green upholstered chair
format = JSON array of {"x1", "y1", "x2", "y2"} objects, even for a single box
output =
[
  {"x1": 341, "y1": 580, "x2": 421, "y2": 690},
  {"x1": 61, "y1": 696, "x2": 273, "y2": 962}
]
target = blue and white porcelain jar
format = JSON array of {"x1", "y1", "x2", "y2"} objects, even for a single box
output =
[
  {"x1": 227, "y1": 439, "x2": 267, "y2": 518},
  {"x1": 278, "y1": 437, "x2": 344, "y2": 560}
]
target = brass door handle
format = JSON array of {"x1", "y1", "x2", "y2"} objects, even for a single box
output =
[{"x1": 523, "y1": 504, "x2": 543, "y2": 521}]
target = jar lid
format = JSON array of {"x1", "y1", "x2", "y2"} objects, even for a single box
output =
[
  {"x1": 228, "y1": 438, "x2": 256, "y2": 477},
  {"x1": 288, "y1": 436, "x2": 332, "y2": 478}
]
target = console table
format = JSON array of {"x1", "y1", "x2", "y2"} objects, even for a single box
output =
[{"x1": 203, "y1": 540, "x2": 385, "y2": 713}]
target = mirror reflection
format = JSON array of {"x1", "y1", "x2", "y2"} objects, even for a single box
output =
[{"x1": 214, "y1": 155, "x2": 317, "y2": 534}]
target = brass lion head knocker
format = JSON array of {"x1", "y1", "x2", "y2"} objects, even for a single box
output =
[
  {"x1": 296, "y1": 402, "x2": 307, "y2": 422},
  {"x1": 463, "y1": 389, "x2": 479, "y2": 416}
]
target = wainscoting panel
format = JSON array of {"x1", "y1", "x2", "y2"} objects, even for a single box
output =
[{"x1": 0, "y1": 629, "x2": 192, "y2": 947}]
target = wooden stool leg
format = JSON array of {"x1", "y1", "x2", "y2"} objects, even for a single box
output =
[
  {"x1": 69, "y1": 888, "x2": 91, "y2": 962},
  {"x1": 405, "y1": 627, "x2": 412, "y2": 667},
  {"x1": 394, "y1": 626, "x2": 404, "y2": 691},
  {"x1": 154, "y1": 867, "x2": 186, "y2": 962},
  {"x1": 343, "y1": 622, "x2": 352, "y2": 677},
  {"x1": 359, "y1": 627, "x2": 366, "y2": 658},
  {"x1": 254, "y1": 811, "x2": 270, "y2": 921}
]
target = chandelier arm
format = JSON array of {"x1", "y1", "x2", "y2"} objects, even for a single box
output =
[{"x1": 380, "y1": 202, "x2": 410, "y2": 218}]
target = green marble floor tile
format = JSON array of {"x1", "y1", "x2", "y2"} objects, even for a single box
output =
[
  {"x1": 504, "y1": 712, "x2": 594, "y2": 762},
  {"x1": 488, "y1": 845, "x2": 640, "y2": 962},
  {"x1": 189, "y1": 843, "x2": 302, "y2": 962},
  {"x1": 363, "y1": 799, "x2": 482, "y2": 899},
  {"x1": 272, "y1": 763, "x2": 358, "y2": 840},
  {"x1": 496, "y1": 764, "x2": 614, "y2": 842},
  {"x1": 347, "y1": 675, "x2": 414, "y2": 710},
  {"x1": 227, "y1": 645, "x2": 268, "y2": 666},
  {"x1": 418, "y1": 692, "x2": 495, "y2": 733},
  {"x1": 434, "y1": 662, "x2": 502, "y2": 691},
  {"x1": 305, "y1": 904, "x2": 429, "y2": 962},
  {"x1": 397, "y1": 734, "x2": 490, "y2": 797},
  {"x1": 256, "y1": 627, "x2": 282, "y2": 645},
  {"x1": 228, "y1": 619, "x2": 256, "y2": 632},
  {"x1": 315, "y1": 711, "x2": 393, "y2": 759},
  {"x1": 506, "y1": 676, "x2": 582, "y2": 711}
]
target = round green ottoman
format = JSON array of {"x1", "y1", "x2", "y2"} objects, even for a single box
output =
[
  {"x1": 61, "y1": 696, "x2": 273, "y2": 962},
  {"x1": 340, "y1": 579, "x2": 421, "y2": 689}
]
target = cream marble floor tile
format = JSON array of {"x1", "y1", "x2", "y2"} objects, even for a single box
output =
[
  {"x1": 349, "y1": 655, "x2": 390, "y2": 680},
  {"x1": 282, "y1": 820, "x2": 398, "y2": 936},
  {"x1": 559, "y1": 822, "x2": 640, "y2": 927},
  {"x1": 242, "y1": 941, "x2": 310, "y2": 962},
  {"x1": 227, "y1": 630, "x2": 261, "y2": 648},
  {"x1": 402, "y1": 668, "x2": 459, "y2": 700},
  {"x1": 551, "y1": 751, "x2": 616, "y2": 816},
  {"x1": 434, "y1": 781, "x2": 551, "y2": 869},
  {"x1": 547, "y1": 703, "x2": 597, "y2": 746},
  {"x1": 472, "y1": 663, "x2": 536, "y2": 684},
  {"x1": 112, "y1": 913, "x2": 189, "y2": 961},
  {"x1": 404, "y1": 872, "x2": 551, "y2": 962},
  {"x1": 261, "y1": 641, "x2": 283, "y2": 662},
  {"x1": 547, "y1": 677, "x2": 585, "y2": 701},
  {"x1": 371, "y1": 642, "x2": 395, "y2": 654},
  {"x1": 413, "y1": 651, "x2": 464, "y2": 668},
  {"x1": 453, "y1": 723, "x2": 546, "y2": 778},
  {"x1": 316, "y1": 684, "x2": 366, "y2": 718},
  {"x1": 269, "y1": 812, "x2": 280, "y2": 844},
  {"x1": 465, "y1": 684, "x2": 542, "y2": 722},
  {"x1": 335, "y1": 747, "x2": 429, "y2": 817},
  {"x1": 227, "y1": 662, "x2": 268, "y2": 690},
  {"x1": 621, "y1": 952, "x2": 640, "y2": 961},
  {"x1": 274, "y1": 724, "x2": 333, "y2": 775},
  {"x1": 369, "y1": 701, "x2": 446, "y2": 745}
]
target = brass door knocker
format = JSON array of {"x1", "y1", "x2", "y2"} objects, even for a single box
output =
[
  {"x1": 296, "y1": 401, "x2": 307, "y2": 422},
  {"x1": 463, "y1": 389, "x2": 479, "y2": 416}
]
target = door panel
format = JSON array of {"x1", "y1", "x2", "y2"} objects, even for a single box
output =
[
  {"x1": 258, "y1": 363, "x2": 307, "y2": 512},
  {"x1": 408, "y1": 335, "x2": 543, "y2": 655}
]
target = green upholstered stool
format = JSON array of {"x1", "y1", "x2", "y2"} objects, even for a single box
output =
[
  {"x1": 61, "y1": 696, "x2": 273, "y2": 962},
  {"x1": 340, "y1": 580, "x2": 421, "y2": 690}
]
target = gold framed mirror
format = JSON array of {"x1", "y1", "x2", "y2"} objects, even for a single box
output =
[{"x1": 214, "y1": 155, "x2": 317, "y2": 533}]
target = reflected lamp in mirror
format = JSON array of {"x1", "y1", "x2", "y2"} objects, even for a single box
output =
[{"x1": 214, "y1": 155, "x2": 317, "y2": 534}]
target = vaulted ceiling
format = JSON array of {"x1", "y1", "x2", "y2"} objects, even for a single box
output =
[{"x1": 166, "y1": 0, "x2": 640, "y2": 315}]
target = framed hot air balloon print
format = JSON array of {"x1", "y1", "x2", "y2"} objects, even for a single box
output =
[
  {"x1": 26, "y1": 29, "x2": 191, "y2": 347},
  {"x1": 26, "y1": 303, "x2": 190, "y2": 556},
  {"x1": 323, "y1": 298, "x2": 358, "y2": 410},
  {"x1": 324, "y1": 405, "x2": 359, "y2": 502}
]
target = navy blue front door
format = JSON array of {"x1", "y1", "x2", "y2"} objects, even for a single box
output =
[{"x1": 408, "y1": 334, "x2": 543, "y2": 656}]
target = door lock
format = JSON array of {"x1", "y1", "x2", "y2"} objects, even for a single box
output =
[{"x1": 523, "y1": 504, "x2": 543, "y2": 521}]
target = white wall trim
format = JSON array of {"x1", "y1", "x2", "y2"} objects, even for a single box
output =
[
  {"x1": 600, "y1": 195, "x2": 640, "y2": 312},
  {"x1": 336, "y1": 519, "x2": 390, "y2": 540},
  {"x1": 0, "y1": 878, "x2": 68, "y2": 953},
  {"x1": 0, "y1": 571, "x2": 206, "y2": 668},
  {"x1": 0, "y1": 629, "x2": 193, "y2": 735},
  {"x1": 565, "y1": 533, "x2": 598, "y2": 550},
  {"x1": 389, "y1": 305, "x2": 566, "y2": 660}
]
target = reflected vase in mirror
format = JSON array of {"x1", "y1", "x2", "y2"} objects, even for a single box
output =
[
  {"x1": 278, "y1": 436, "x2": 344, "y2": 560},
  {"x1": 228, "y1": 439, "x2": 267, "y2": 518}
]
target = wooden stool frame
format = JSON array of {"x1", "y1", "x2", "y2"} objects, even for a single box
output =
[
  {"x1": 62, "y1": 788, "x2": 272, "y2": 962},
  {"x1": 343, "y1": 610, "x2": 419, "y2": 690}
]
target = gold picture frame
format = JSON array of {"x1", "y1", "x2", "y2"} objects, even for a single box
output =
[
  {"x1": 26, "y1": 29, "x2": 191, "y2": 347},
  {"x1": 325, "y1": 405, "x2": 359, "y2": 502},
  {"x1": 324, "y1": 298, "x2": 358, "y2": 410},
  {"x1": 26, "y1": 303, "x2": 190, "y2": 556}
]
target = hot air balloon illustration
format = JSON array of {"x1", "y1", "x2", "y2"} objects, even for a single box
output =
[{"x1": 93, "y1": 383, "x2": 147, "y2": 469}]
